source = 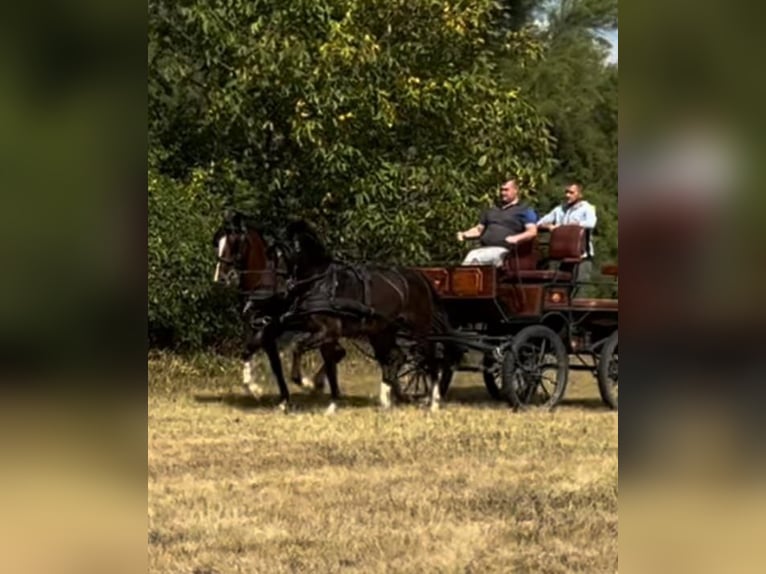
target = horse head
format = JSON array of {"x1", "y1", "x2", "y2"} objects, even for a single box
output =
[{"x1": 212, "y1": 211, "x2": 275, "y2": 291}]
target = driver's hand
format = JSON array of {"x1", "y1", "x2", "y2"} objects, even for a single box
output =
[{"x1": 456, "y1": 231, "x2": 465, "y2": 242}]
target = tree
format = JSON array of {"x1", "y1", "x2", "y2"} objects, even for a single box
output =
[
  {"x1": 149, "y1": 0, "x2": 555, "y2": 262},
  {"x1": 148, "y1": 0, "x2": 557, "y2": 347},
  {"x1": 496, "y1": 0, "x2": 618, "y2": 263}
]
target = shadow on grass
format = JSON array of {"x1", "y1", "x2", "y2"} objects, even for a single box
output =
[
  {"x1": 444, "y1": 385, "x2": 613, "y2": 412},
  {"x1": 559, "y1": 397, "x2": 613, "y2": 411},
  {"x1": 193, "y1": 390, "x2": 378, "y2": 412},
  {"x1": 442, "y1": 385, "x2": 499, "y2": 406},
  {"x1": 193, "y1": 386, "x2": 613, "y2": 413}
]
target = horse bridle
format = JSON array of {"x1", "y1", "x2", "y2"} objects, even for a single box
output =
[
  {"x1": 216, "y1": 224, "x2": 250, "y2": 266},
  {"x1": 218, "y1": 229, "x2": 287, "y2": 295}
]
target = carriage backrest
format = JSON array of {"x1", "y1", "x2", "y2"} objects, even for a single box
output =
[
  {"x1": 514, "y1": 236, "x2": 540, "y2": 270},
  {"x1": 548, "y1": 225, "x2": 586, "y2": 262},
  {"x1": 501, "y1": 225, "x2": 584, "y2": 275},
  {"x1": 500, "y1": 236, "x2": 539, "y2": 275}
]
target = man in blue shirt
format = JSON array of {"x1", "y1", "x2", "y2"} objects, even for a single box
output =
[
  {"x1": 457, "y1": 178, "x2": 538, "y2": 266},
  {"x1": 537, "y1": 182, "x2": 597, "y2": 280}
]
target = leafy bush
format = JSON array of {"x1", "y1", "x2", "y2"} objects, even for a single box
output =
[
  {"x1": 148, "y1": 167, "x2": 241, "y2": 349},
  {"x1": 147, "y1": 0, "x2": 617, "y2": 348}
]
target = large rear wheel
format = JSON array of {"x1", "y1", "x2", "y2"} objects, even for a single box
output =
[
  {"x1": 597, "y1": 331, "x2": 618, "y2": 410},
  {"x1": 502, "y1": 325, "x2": 569, "y2": 410}
]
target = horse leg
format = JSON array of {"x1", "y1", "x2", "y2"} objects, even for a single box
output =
[
  {"x1": 310, "y1": 343, "x2": 345, "y2": 394},
  {"x1": 370, "y1": 334, "x2": 402, "y2": 409},
  {"x1": 427, "y1": 344, "x2": 442, "y2": 413},
  {"x1": 319, "y1": 342, "x2": 341, "y2": 415},
  {"x1": 241, "y1": 329, "x2": 265, "y2": 398},
  {"x1": 379, "y1": 362, "x2": 393, "y2": 409},
  {"x1": 385, "y1": 346, "x2": 407, "y2": 408},
  {"x1": 262, "y1": 324, "x2": 290, "y2": 412},
  {"x1": 289, "y1": 319, "x2": 337, "y2": 406},
  {"x1": 408, "y1": 338, "x2": 441, "y2": 412},
  {"x1": 289, "y1": 332, "x2": 315, "y2": 389}
]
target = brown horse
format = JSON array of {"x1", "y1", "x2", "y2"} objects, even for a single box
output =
[
  {"x1": 279, "y1": 220, "x2": 458, "y2": 412},
  {"x1": 212, "y1": 212, "x2": 327, "y2": 409}
]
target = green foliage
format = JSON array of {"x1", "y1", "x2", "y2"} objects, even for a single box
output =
[
  {"x1": 148, "y1": 0, "x2": 617, "y2": 349},
  {"x1": 499, "y1": 0, "x2": 618, "y2": 265},
  {"x1": 149, "y1": 0, "x2": 555, "y2": 254},
  {"x1": 148, "y1": 165, "x2": 241, "y2": 349}
]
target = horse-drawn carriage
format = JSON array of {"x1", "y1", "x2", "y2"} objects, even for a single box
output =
[
  {"x1": 412, "y1": 224, "x2": 618, "y2": 410},
  {"x1": 213, "y1": 213, "x2": 617, "y2": 412}
]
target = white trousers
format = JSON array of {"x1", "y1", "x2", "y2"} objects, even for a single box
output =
[{"x1": 461, "y1": 246, "x2": 509, "y2": 267}]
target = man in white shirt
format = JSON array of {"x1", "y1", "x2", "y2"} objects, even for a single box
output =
[{"x1": 537, "y1": 182, "x2": 597, "y2": 281}]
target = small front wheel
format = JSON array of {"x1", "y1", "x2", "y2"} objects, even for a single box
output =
[
  {"x1": 502, "y1": 325, "x2": 569, "y2": 410},
  {"x1": 392, "y1": 357, "x2": 432, "y2": 404}
]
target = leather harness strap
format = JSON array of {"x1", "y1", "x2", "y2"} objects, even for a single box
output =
[{"x1": 284, "y1": 262, "x2": 409, "y2": 323}]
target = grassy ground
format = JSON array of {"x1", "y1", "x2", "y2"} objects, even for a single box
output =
[{"x1": 148, "y1": 351, "x2": 617, "y2": 573}]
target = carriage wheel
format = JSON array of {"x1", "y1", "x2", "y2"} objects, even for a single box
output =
[
  {"x1": 502, "y1": 325, "x2": 569, "y2": 410},
  {"x1": 392, "y1": 357, "x2": 456, "y2": 404},
  {"x1": 597, "y1": 331, "x2": 618, "y2": 410},
  {"x1": 392, "y1": 356, "x2": 433, "y2": 404}
]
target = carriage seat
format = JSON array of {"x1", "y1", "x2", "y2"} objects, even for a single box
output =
[{"x1": 500, "y1": 225, "x2": 586, "y2": 282}]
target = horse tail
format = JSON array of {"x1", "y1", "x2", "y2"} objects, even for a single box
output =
[
  {"x1": 409, "y1": 268, "x2": 467, "y2": 370},
  {"x1": 411, "y1": 269, "x2": 451, "y2": 334}
]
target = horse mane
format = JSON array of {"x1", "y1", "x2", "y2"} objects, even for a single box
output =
[
  {"x1": 218, "y1": 209, "x2": 283, "y2": 248},
  {"x1": 286, "y1": 219, "x2": 332, "y2": 263},
  {"x1": 285, "y1": 219, "x2": 315, "y2": 238},
  {"x1": 225, "y1": 210, "x2": 262, "y2": 234}
]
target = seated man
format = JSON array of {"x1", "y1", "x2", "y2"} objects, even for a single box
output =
[
  {"x1": 456, "y1": 178, "x2": 538, "y2": 267},
  {"x1": 537, "y1": 181, "x2": 597, "y2": 281}
]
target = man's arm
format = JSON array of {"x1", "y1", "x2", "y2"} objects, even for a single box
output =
[
  {"x1": 457, "y1": 224, "x2": 485, "y2": 241},
  {"x1": 536, "y1": 207, "x2": 558, "y2": 231},
  {"x1": 505, "y1": 223, "x2": 537, "y2": 245}
]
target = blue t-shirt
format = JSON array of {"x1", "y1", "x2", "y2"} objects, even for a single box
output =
[{"x1": 479, "y1": 203, "x2": 537, "y2": 247}]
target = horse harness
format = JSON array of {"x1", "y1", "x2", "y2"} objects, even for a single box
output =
[{"x1": 282, "y1": 261, "x2": 408, "y2": 324}]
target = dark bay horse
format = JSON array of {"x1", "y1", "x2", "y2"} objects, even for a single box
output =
[
  {"x1": 212, "y1": 212, "x2": 327, "y2": 409},
  {"x1": 280, "y1": 220, "x2": 457, "y2": 412}
]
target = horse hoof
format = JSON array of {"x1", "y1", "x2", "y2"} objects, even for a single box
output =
[
  {"x1": 276, "y1": 401, "x2": 289, "y2": 413},
  {"x1": 300, "y1": 377, "x2": 317, "y2": 391},
  {"x1": 325, "y1": 402, "x2": 337, "y2": 416}
]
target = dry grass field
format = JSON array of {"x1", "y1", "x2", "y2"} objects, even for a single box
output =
[{"x1": 149, "y1": 351, "x2": 617, "y2": 574}]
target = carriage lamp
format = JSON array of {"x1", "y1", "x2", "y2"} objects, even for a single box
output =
[{"x1": 547, "y1": 289, "x2": 569, "y2": 306}]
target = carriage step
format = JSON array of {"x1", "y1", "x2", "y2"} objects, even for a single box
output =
[{"x1": 571, "y1": 298, "x2": 618, "y2": 310}]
